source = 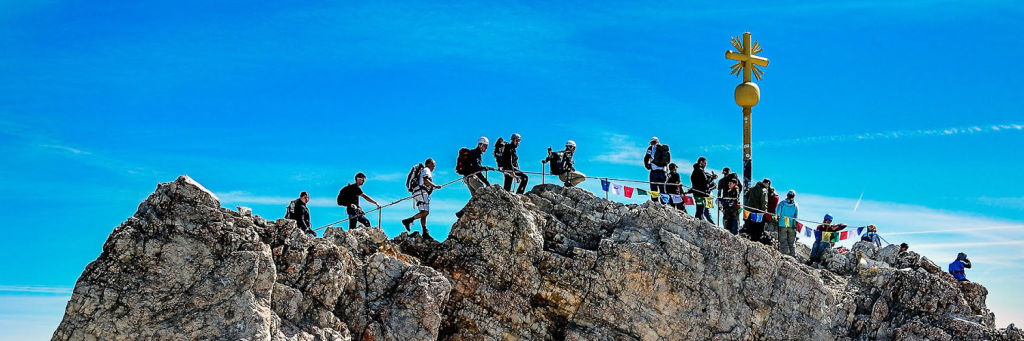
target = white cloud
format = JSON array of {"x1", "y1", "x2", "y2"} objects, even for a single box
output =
[
  {"x1": 0, "y1": 285, "x2": 73, "y2": 294},
  {"x1": 217, "y1": 191, "x2": 336, "y2": 207}
]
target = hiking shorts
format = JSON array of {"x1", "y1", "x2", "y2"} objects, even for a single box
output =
[{"x1": 413, "y1": 191, "x2": 431, "y2": 211}]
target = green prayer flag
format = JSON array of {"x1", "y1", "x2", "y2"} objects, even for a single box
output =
[{"x1": 637, "y1": 188, "x2": 648, "y2": 195}]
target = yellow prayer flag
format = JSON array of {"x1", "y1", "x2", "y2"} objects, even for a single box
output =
[{"x1": 650, "y1": 191, "x2": 659, "y2": 198}]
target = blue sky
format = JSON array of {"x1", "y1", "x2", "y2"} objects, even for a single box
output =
[{"x1": 1, "y1": 1, "x2": 1022, "y2": 338}]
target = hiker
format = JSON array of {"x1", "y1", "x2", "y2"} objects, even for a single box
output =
[
  {"x1": 765, "y1": 179, "x2": 780, "y2": 238},
  {"x1": 337, "y1": 173, "x2": 381, "y2": 230},
  {"x1": 808, "y1": 214, "x2": 848, "y2": 265},
  {"x1": 402, "y1": 158, "x2": 443, "y2": 239},
  {"x1": 717, "y1": 167, "x2": 741, "y2": 197},
  {"x1": 644, "y1": 137, "x2": 671, "y2": 203},
  {"x1": 455, "y1": 137, "x2": 494, "y2": 218},
  {"x1": 860, "y1": 225, "x2": 882, "y2": 247},
  {"x1": 775, "y1": 190, "x2": 799, "y2": 257},
  {"x1": 545, "y1": 140, "x2": 585, "y2": 187},
  {"x1": 948, "y1": 252, "x2": 972, "y2": 282},
  {"x1": 743, "y1": 179, "x2": 770, "y2": 244},
  {"x1": 285, "y1": 191, "x2": 315, "y2": 236},
  {"x1": 496, "y1": 133, "x2": 529, "y2": 194},
  {"x1": 689, "y1": 157, "x2": 717, "y2": 223},
  {"x1": 900, "y1": 243, "x2": 909, "y2": 253},
  {"x1": 665, "y1": 163, "x2": 688, "y2": 213},
  {"x1": 721, "y1": 180, "x2": 741, "y2": 235}
]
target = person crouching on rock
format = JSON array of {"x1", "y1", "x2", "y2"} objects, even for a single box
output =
[
  {"x1": 860, "y1": 225, "x2": 882, "y2": 247},
  {"x1": 545, "y1": 140, "x2": 585, "y2": 187},
  {"x1": 808, "y1": 214, "x2": 847, "y2": 265},
  {"x1": 948, "y1": 252, "x2": 972, "y2": 282},
  {"x1": 337, "y1": 172, "x2": 381, "y2": 230},
  {"x1": 403, "y1": 158, "x2": 442, "y2": 240},
  {"x1": 286, "y1": 191, "x2": 315, "y2": 236}
]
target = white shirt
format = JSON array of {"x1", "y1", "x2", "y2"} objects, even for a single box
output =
[{"x1": 418, "y1": 167, "x2": 433, "y2": 187}]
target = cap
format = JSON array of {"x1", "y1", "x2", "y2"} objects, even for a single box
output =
[
  {"x1": 478, "y1": 136, "x2": 489, "y2": 145},
  {"x1": 824, "y1": 214, "x2": 833, "y2": 221},
  {"x1": 650, "y1": 136, "x2": 659, "y2": 143},
  {"x1": 787, "y1": 190, "x2": 796, "y2": 197},
  {"x1": 511, "y1": 133, "x2": 521, "y2": 141},
  {"x1": 565, "y1": 140, "x2": 576, "y2": 147}
]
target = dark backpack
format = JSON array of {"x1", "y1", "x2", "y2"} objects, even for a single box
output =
[
  {"x1": 285, "y1": 200, "x2": 296, "y2": 219},
  {"x1": 455, "y1": 147, "x2": 473, "y2": 175},
  {"x1": 548, "y1": 151, "x2": 566, "y2": 175},
  {"x1": 653, "y1": 144, "x2": 671, "y2": 167},
  {"x1": 405, "y1": 163, "x2": 425, "y2": 193},
  {"x1": 493, "y1": 138, "x2": 508, "y2": 168},
  {"x1": 337, "y1": 186, "x2": 356, "y2": 207}
]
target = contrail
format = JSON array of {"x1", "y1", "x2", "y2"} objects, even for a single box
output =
[
  {"x1": 694, "y1": 123, "x2": 1024, "y2": 152},
  {"x1": 853, "y1": 192, "x2": 864, "y2": 213}
]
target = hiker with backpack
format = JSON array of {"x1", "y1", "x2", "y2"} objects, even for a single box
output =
[
  {"x1": 455, "y1": 137, "x2": 495, "y2": 218},
  {"x1": 495, "y1": 133, "x2": 529, "y2": 194},
  {"x1": 775, "y1": 190, "x2": 800, "y2": 257},
  {"x1": 689, "y1": 157, "x2": 717, "y2": 223},
  {"x1": 665, "y1": 163, "x2": 687, "y2": 213},
  {"x1": 808, "y1": 214, "x2": 848, "y2": 265},
  {"x1": 721, "y1": 181, "x2": 741, "y2": 235},
  {"x1": 336, "y1": 173, "x2": 381, "y2": 230},
  {"x1": 285, "y1": 191, "x2": 315, "y2": 236},
  {"x1": 545, "y1": 140, "x2": 585, "y2": 187},
  {"x1": 765, "y1": 179, "x2": 780, "y2": 240},
  {"x1": 948, "y1": 252, "x2": 972, "y2": 282},
  {"x1": 643, "y1": 137, "x2": 671, "y2": 203},
  {"x1": 743, "y1": 179, "x2": 770, "y2": 244},
  {"x1": 860, "y1": 225, "x2": 882, "y2": 247},
  {"x1": 402, "y1": 158, "x2": 443, "y2": 239}
]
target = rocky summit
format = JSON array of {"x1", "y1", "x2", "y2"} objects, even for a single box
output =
[{"x1": 54, "y1": 176, "x2": 1022, "y2": 340}]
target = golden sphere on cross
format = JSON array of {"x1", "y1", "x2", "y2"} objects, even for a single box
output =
[{"x1": 734, "y1": 82, "x2": 760, "y2": 107}]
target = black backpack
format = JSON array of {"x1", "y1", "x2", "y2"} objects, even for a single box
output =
[
  {"x1": 285, "y1": 200, "x2": 296, "y2": 219},
  {"x1": 405, "y1": 163, "x2": 425, "y2": 193},
  {"x1": 455, "y1": 148, "x2": 472, "y2": 175},
  {"x1": 337, "y1": 186, "x2": 356, "y2": 207},
  {"x1": 493, "y1": 138, "x2": 509, "y2": 168},
  {"x1": 548, "y1": 151, "x2": 566, "y2": 175},
  {"x1": 653, "y1": 144, "x2": 671, "y2": 167}
]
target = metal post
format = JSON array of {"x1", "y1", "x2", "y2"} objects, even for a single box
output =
[
  {"x1": 541, "y1": 163, "x2": 546, "y2": 184},
  {"x1": 604, "y1": 178, "x2": 609, "y2": 200},
  {"x1": 378, "y1": 208, "x2": 382, "y2": 229}
]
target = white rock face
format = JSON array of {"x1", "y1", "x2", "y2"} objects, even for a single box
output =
[{"x1": 53, "y1": 178, "x2": 1022, "y2": 341}]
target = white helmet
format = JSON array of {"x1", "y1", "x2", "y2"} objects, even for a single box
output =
[
  {"x1": 565, "y1": 140, "x2": 576, "y2": 147},
  {"x1": 478, "y1": 136, "x2": 489, "y2": 145}
]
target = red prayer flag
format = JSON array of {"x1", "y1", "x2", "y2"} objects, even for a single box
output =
[
  {"x1": 839, "y1": 231, "x2": 849, "y2": 240},
  {"x1": 795, "y1": 222, "x2": 803, "y2": 233},
  {"x1": 683, "y1": 195, "x2": 695, "y2": 205},
  {"x1": 624, "y1": 186, "x2": 634, "y2": 198}
]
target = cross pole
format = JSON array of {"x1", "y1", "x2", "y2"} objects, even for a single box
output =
[{"x1": 725, "y1": 32, "x2": 769, "y2": 192}]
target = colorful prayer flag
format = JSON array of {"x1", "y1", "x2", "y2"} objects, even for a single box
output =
[
  {"x1": 743, "y1": 210, "x2": 750, "y2": 219},
  {"x1": 805, "y1": 225, "x2": 812, "y2": 237},
  {"x1": 795, "y1": 221, "x2": 803, "y2": 233},
  {"x1": 601, "y1": 179, "x2": 610, "y2": 191},
  {"x1": 703, "y1": 197, "x2": 715, "y2": 208},
  {"x1": 814, "y1": 230, "x2": 822, "y2": 240},
  {"x1": 612, "y1": 184, "x2": 622, "y2": 196},
  {"x1": 840, "y1": 231, "x2": 849, "y2": 240},
  {"x1": 624, "y1": 186, "x2": 634, "y2": 198},
  {"x1": 649, "y1": 191, "x2": 659, "y2": 198},
  {"x1": 857, "y1": 226, "x2": 865, "y2": 235},
  {"x1": 671, "y1": 194, "x2": 683, "y2": 204},
  {"x1": 637, "y1": 188, "x2": 647, "y2": 196},
  {"x1": 661, "y1": 195, "x2": 670, "y2": 204},
  {"x1": 684, "y1": 195, "x2": 694, "y2": 205}
]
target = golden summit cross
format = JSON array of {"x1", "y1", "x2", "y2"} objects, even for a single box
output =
[
  {"x1": 725, "y1": 32, "x2": 769, "y2": 82},
  {"x1": 723, "y1": 32, "x2": 770, "y2": 190}
]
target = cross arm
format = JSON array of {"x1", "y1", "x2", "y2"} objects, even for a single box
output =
[{"x1": 725, "y1": 51, "x2": 770, "y2": 67}]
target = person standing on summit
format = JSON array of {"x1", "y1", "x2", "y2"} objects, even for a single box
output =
[
  {"x1": 665, "y1": 163, "x2": 688, "y2": 213},
  {"x1": 285, "y1": 191, "x2": 315, "y2": 236},
  {"x1": 690, "y1": 157, "x2": 717, "y2": 223},
  {"x1": 743, "y1": 179, "x2": 770, "y2": 244},
  {"x1": 402, "y1": 158, "x2": 442, "y2": 239},
  {"x1": 496, "y1": 133, "x2": 529, "y2": 194},
  {"x1": 644, "y1": 137, "x2": 671, "y2": 203},
  {"x1": 775, "y1": 190, "x2": 800, "y2": 257}
]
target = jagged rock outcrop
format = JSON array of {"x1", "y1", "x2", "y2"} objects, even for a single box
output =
[{"x1": 54, "y1": 177, "x2": 1021, "y2": 340}]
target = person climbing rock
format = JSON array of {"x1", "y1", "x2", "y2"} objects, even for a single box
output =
[
  {"x1": 402, "y1": 158, "x2": 443, "y2": 239},
  {"x1": 496, "y1": 133, "x2": 529, "y2": 194},
  {"x1": 455, "y1": 137, "x2": 495, "y2": 218},
  {"x1": 665, "y1": 163, "x2": 688, "y2": 213},
  {"x1": 775, "y1": 190, "x2": 799, "y2": 257},
  {"x1": 545, "y1": 140, "x2": 585, "y2": 187},
  {"x1": 644, "y1": 137, "x2": 671, "y2": 203},
  {"x1": 689, "y1": 157, "x2": 717, "y2": 223},
  {"x1": 742, "y1": 179, "x2": 770, "y2": 244},
  {"x1": 721, "y1": 180, "x2": 741, "y2": 235},
  {"x1": 285, "y1": 191, "x2": 315, "y2": 236},
  {"x1": 337, "y1": 173, "x2": 381, "y2": 230},
  {"x1": 948, "y1": 252, "x2": 972, "y2": 282},
  {"x1": 808, "y1": 214, "x2": 847, "y2": 265},
  {"x1": 860, "y1": 225, "x2": 882, "y2": 247}
]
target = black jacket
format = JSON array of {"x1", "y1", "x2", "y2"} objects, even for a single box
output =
[
  {"x1": 467, "y1": 147, "x2": 487, "y2": 173},
  {"x1": 287, "y1": 198, "x2": 311, "y2": 231},
  {"x1": 666, "y1": 171, "x2": 683, "y2": 194},
  {"x1": 501, "y1": 144, "x2": 520, "y2": 170},
  {"x1": 690, "y1": 164, "x2": 715, "y2": 197},
  {"x1": 718, "y1": 172, "x2": 741, "y2": 196}
]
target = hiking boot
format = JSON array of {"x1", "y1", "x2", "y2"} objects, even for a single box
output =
[
  {"x1": 401, "y1": 218, "x2": 413, "y2": 232},
  {"x1": 422, "y1": 227, "x2": 432, "y2": 240}
]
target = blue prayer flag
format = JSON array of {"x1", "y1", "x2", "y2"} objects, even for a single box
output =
[
  {"x1": 857, "y1": 226, "x2": 865, "y2": 235},
  {"x1": 601, "y1": 179, "x2": 610, "y2": 191}
]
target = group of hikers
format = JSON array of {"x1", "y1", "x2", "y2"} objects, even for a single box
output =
[{"x1": 282, "y1": 134, "x2": 975, "y2": 281}]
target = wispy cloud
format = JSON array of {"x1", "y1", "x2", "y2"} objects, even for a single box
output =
[
  {"x1": 910, "y1": 240, "x2": 1024, "y2": 250},
  {"x1": 593, "y1": 133, "x2": 692, "y2": 169},
  {"x1": 886, "y1": 225, "x2": 1024, "y2": 236},
  {"x1": 217, "y1": 191, "x2": 336, "y2": 208},
  {"x1": 694, "y1": 123, "x2": 1024, "y2": 152},
  {"x1": 0, "y1": 285, "x2": 72, "y2": 295}
]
